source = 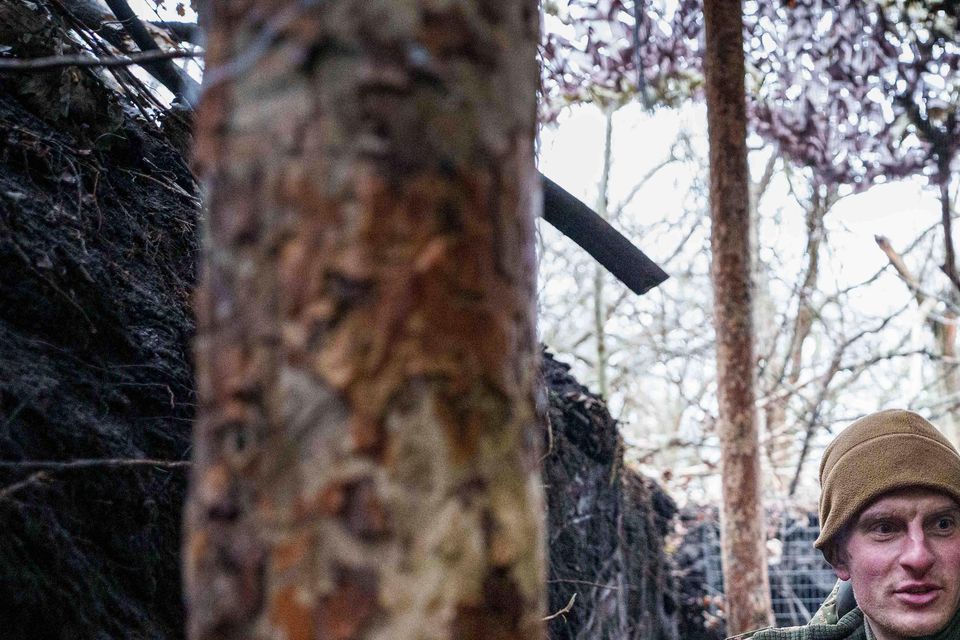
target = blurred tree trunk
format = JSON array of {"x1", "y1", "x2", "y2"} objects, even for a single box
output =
[
  {"x1": 183, "y1": 2, "x2": 546, "y2": 639},
  {"x1": 702, "y1": 0, "x2": 774, "y2": 634}
]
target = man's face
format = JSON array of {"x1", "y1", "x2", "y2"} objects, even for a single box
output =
[{"x1": 833, "y1": 488, "x2": 960, "y2": 640}]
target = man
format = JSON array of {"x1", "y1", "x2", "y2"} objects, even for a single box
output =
[{"x1": 749, "y1": 409, "x2": 960, "y2": 640}]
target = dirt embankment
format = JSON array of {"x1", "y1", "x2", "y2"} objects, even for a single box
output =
[
  {"x1": 0, "y1": 2, "x2": 197, "y2": 636},
  {"x1": 542, "y1": 352, "x2": 678, "y2": 640}
]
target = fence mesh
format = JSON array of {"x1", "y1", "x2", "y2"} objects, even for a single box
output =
[{"x1": 695, "y1": 511, "x2": 838, "y2": 627}]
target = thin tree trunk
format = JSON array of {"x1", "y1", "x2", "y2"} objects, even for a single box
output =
[
  {"x1": 765, "y1": 185, "x2": 831, "y2": 492},
  {"x1": 594, "y1": 108, "x2": 614, "y2": 398},
  {"x1": 184, "y1": 2, "x2": 545, "y2": 639},
  {"x1": 703, "y1": 0, "x2": 773, "y2": 634},
  {"x1": 938, "y1": 173, "x2": 960, "y2": 434}
]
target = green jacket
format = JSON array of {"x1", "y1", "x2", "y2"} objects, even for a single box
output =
[
  {"x1": 729, "y1": 581, "x2": 960, "y2": 640},
  {"x1": 808, "y1": 580, "x2": 843, "y2": 625},
  {"x1": 745, "y1": 609, "x2": 867, "y2": 640}
]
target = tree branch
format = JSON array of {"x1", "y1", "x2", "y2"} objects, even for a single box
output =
[
  {"x1": 938, "y1": 174, "x2": 960, "y2": 293},
  {"x1": 0, "y1": 48, "x2": 199, "y2": 71},
  {"x1": 0, "y1": 457, "x2": 190, "y2": 501},
  {"x1": 102, "y1": 0, "x2": 199, "y2": 104},
  {"x1": 542, "y1": 593, "x2": 577, "y2": 621},
  {"x1": 876, "y1": 234, "x2": 927, "y2": 307},
  {"x1": 0, "y1": 457, "x2": 190, "y2": 471}
]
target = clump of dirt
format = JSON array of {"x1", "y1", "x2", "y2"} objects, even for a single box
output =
[{"x1": 542, "y1": 351, "x2": 678, "y2": 640}]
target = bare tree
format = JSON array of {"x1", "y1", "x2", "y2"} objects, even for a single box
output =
[
  {"x1": 184, "y1": 1, "x2": 546, "y2": 639},
  {"x1": 876, "y1": 235, "x2": 960, "y2": 445},
  {"x1": 703, "y1": 0, "x2": 773, "y2": 633}
]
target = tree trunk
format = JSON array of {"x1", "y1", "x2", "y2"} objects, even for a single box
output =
[
  {"x1": 184, "y1": 2, "x2": 545, "y2": 639},
  {"x1": 702, "y1": 0, "x2": 774, "y2": 634},
  {"x1": 938, "y1": 173, "x2": 960, "y2": 442},
  {"x1": 593, "y1": 107, "x2": 615, "y2": 399}
]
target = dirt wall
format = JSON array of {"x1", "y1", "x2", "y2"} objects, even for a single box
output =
[{"x1": 542, "y1": 352, "x2": 678, "y2": 640}]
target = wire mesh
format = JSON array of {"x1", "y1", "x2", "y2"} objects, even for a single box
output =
[{"x1": 696, "y1": 512, "x2": 838, "y2": 627}]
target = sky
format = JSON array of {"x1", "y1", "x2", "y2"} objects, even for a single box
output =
[{"x1": 130, "y1": 0, "x2": 195, "y2": 22}]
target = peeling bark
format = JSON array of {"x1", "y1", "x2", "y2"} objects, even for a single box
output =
[
  {"x1": 184, "y1": 1, "x2": 545, "y2": 638},
  {"x1": 703, "y1": 0, "x2": 773, "y2": 634}
]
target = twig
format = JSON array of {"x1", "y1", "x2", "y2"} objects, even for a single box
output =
[
  {"x1": 0, "y1": 471, "x2": 50, "y2": 501},
  {"x1": 0, "y1": 49, "x2": 199, "y2": 71},
  {"x1": 548, "y1": 579, "x2": 620, "y2": 591},
  {"x1": 0, "y1": 458, "x2": 191, "y2": 471},
  {"x1": 0, "y1": 458, "x2": 191, "y2": 502},
  {"x1": 543, "y1": 593, "x2": 577, "y2": 621}
]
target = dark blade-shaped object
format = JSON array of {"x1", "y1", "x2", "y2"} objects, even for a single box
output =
[{"x1": 541, "y1": 173, "x2": 668, "y2": 295}]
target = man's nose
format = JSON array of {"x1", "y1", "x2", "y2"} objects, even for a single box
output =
[{"x1": 900, "y1": 532, "x2": 936, "y2": 573}]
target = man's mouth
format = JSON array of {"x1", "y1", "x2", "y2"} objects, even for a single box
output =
[{"x1": 894, "y1": 584, "x2": 943, "y2": 606}]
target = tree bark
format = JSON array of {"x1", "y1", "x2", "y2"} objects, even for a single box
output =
[
  {"x1": 702, "y1": 0, "x2": 774, "y2": 634},
  {"x1": 184, "y1": 1, "x2": 545, "y2": 639}
]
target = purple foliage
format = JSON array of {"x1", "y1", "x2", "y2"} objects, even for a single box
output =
[{"x1": 541, "y1": 0, "x2": 960, "y2": 188}]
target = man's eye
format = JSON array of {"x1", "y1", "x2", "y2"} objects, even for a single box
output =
[
  {"x1": 934, "y1": 517, "x2": 957, "y2": 533},
  {"x1": 870, "y1": 521, "x2": 895, "y2": 536}
]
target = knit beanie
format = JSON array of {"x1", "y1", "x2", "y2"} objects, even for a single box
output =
[{"x1": 814, "y1": 409, "x2": 960, "y2": 551}]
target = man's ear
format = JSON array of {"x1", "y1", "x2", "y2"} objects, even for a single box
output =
[
  {"x1": 833, "y1": 563, "x2": 851, "y2": 581},
  {"x1": 825, "y1": 542, "x2": 851, "y2": 580}
]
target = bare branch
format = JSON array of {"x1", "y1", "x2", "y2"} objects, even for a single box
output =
[
  {"x1": 543, "y1": 593, "x2": 578, "y2": 621},
  {"x1": 0, "y1": 458, "x2": 190, "y2": 502},
  {"x1": 0, "y1": 48, "x2": 199, "y2": 71},
  {"x1": 0, "y1": 457, "x2": 190, "y2": 471},
  {"x1": 613, "y1": 153, "x2": 681, "y2": 215},
  {"x1": 938, "y1": 177, "x2": 960, "y2": 293},
  {"x1": 102, "y1": 0, "x2": 199, "y2": 103},
  {"x1": 750, "y1": 152, "x2": 778, "y2": 217},
  {"x1": 876, "y1": 234, "x2": 926, "y2": 306},
  {"x1": 0, "y1": 471, "x2": 50, "y2": 501}
]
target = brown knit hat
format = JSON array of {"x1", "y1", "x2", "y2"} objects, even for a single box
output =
[{"x1": 814, "y1": 409, "x2": 960, "y2": 551}]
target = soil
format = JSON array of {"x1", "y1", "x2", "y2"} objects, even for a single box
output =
[{"x1": 542, "y1": 352, "x2": 678, "y2": 640}]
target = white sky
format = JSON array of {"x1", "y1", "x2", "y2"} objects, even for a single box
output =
[{"x1": 129, "y1": 0, "x2": 196, "y2": 22}]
